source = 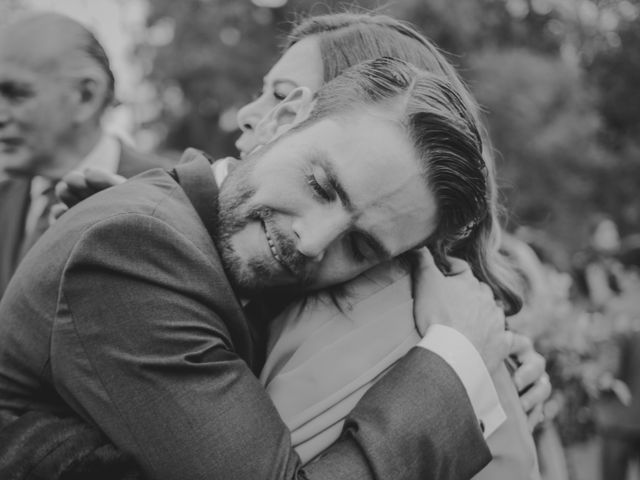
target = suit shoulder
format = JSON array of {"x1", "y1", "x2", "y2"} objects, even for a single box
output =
[
  {"x1": 64, "y1": 169, "x2": 212, "y2": 252},
  {"x1": 62, "y1": 170, "x2": 172, "y2": 227}
]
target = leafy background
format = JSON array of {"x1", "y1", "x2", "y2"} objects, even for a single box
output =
[{"x1": 133, "y1": 0, "x2": 640, "y2": 260}]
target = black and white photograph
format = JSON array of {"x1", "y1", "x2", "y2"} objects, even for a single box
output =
[{"x1": 0, "y1": 0, "x2": 639, "y2": 479}]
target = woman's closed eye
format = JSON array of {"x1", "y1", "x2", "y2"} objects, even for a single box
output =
[
  {"x1": 252, "y1": 85, "x2": 288, "y2": 103},
  {"x1": 271, "y1": 80, "x2": 296, "y2": 101},
  {"x1": 272, "y1": 87, "x2": 288, "y2": 101}
]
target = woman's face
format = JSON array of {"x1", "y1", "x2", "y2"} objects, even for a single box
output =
[{"x1": 235, "y1": 36, "x2": 324, "y2": 158}]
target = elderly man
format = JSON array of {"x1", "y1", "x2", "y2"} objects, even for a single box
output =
[
  {"x1": 0, "y1": 12, "x2": 169, "y2": 297},
  {"x1": 1, "y1": 57, "x2": 523, "y2": 479}
]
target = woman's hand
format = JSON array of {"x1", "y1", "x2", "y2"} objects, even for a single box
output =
[
  {"x1": 411, "y1": 248, "x2": 552, "y2": 429},
  {"x1": 508, "y1": 334, "x2": 552, "y2": 430},
  {"x1": 411, "y1": 248, "x2": 511, "y2": 374}
]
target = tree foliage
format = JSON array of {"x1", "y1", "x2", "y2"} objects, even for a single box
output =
[
  {"x1": 136, "y1": 0, "x2": 640, "y2": 253},
  {"x1": 469, "y1": 49, "x2": 605, "y2": 245}
]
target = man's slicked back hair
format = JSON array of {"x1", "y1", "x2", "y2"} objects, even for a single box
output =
[
  {"x1": 294, "y1": 57, "x2": 521, "y2": 315},
  {"x1": 287, "y1": 13, "x2": 522, "y2": 314}
]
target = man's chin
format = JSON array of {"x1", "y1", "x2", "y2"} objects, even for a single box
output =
[
  {"x1": 0, "y1": 155, "x2": 37, "y2": 178},
  {"x1": 224, "y1": 261, "x2": 313, "y2": 298},
  {"x1": 0, "y1": 166, "x2": 33, "y2": 179},
  {"x1": 228, "y1": 271, "x2": 291, "y2": 298}
]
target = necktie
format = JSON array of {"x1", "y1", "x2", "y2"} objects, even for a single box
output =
[{"x1": 19, "y1": 183, "x2": 57, "y2": 259}]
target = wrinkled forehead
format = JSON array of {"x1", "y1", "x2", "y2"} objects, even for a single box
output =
[
  {"x1": 329, "y1": 112, "x2": 435, "y2": 246},
  {"x1": 279, "y1": 111, "x2": 436, "y2": 252}
]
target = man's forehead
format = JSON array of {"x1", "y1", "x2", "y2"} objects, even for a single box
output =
[
  {"x1": 286, "y1": 114, "x2": 436, "y2": 253},
  {"x1": 0, "y1": 18, "x2": 81, "y2": 73},
  {"x1": 313, "y1": 114, "x2": 417, "y2": 179}
]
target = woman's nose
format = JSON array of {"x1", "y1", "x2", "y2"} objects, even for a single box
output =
[{"x1": 237, "y1": 99, "x2": 263, "y2": 133}]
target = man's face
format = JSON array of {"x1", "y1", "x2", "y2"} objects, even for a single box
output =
[
  {"x1": 216, "y1": 109, "x2": 438, "y2": 294},
  {"x1": 0, "y1": 45, "x2": 78, "y2": 178}
]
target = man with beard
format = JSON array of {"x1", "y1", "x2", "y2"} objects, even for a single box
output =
[{"x1": 1, "y1": 58, "x2": 514, "y2": 479}]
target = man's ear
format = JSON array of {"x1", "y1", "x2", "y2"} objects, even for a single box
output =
[
  {"x1": 72, "y1": 74, "x2": 108, "y2": 123},
  {"x1": 253, "y1": 87, "x2": 315, "y2": 146}
]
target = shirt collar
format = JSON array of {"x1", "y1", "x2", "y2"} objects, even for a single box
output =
[
  {"x1": 29, "y1": 176, "x2": 54, "y2": 199},
  {"x1": 211, "y1": 156, "x2": 236, "y2": 187}
]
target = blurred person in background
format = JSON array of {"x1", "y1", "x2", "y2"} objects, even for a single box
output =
[
  {"x1": 572, "y1": 215, "x2": 625, "y2": 312},
  {"x1": 55, "y1": 13, "x2": 552, "y2": 479},
  {"x1": 608, "y1": 235, "x2": 640, "y2": 321},
  {"x1": 593, "y1": 239, "x2": 640, "y2": 480},
  {"x1": 0, "y1": 12, "x2": 170, "y2": 298}
]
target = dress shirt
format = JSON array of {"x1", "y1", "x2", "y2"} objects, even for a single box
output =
[
  {"x1": 211, "y1": 158, "x2": 504, "y2": 436},
  {"x1": 420, "y1": 324, "x2": 506, "y2": 436},
  {"x1": 23, "y1": 177, "x2": 56, "y2": 240}
]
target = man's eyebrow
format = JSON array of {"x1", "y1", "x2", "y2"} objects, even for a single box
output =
[
  {"x1": 309, "y1": 149, "x2": 393, "y2": 260},
  {"x1": 309, "y1": 150, "x2": 353, "y2": 212}
]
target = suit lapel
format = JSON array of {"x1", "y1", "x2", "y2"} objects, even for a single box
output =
[
  {"x1": 171, "y1": 149, "x2": 268, "y2": 373},
  {"x1": 172, "y1": 149, "x2": 219, "y2": 245},
  {"x1": 0, "y1": 178, "x2": 31, "y2": 297}
]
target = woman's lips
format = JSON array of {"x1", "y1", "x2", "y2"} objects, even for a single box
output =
[{"x1": 235, "y1": 135, "x2": 253, "y2": 160}]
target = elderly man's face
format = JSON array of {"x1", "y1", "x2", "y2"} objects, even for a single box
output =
[
  {"x1": 0, "y1": 44, "x2": 78, "y2": 178},
  {"x1": 216, "y1": 109, "x2": 438, "y2": 294}
]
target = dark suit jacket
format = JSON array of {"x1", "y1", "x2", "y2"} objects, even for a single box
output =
[
  {"x1": 0, "y1": 150, "x2": 490, "y2": 480},
  {"x1": 0, "y1": 140, "x2": 172, "y2": 298}
]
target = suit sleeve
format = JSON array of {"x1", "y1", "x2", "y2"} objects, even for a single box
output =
[{"x1": 53, "y1": 213, "x2": 490, "y2": 480}]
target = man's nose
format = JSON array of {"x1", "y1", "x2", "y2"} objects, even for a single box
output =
[{"x1": 292, "y1": 211, "x2": 350, "y2": 262}]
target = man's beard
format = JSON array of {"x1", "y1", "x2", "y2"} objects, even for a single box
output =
[{"x1": 214, "y1": 156, "x2": 309, "y2": 296}]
